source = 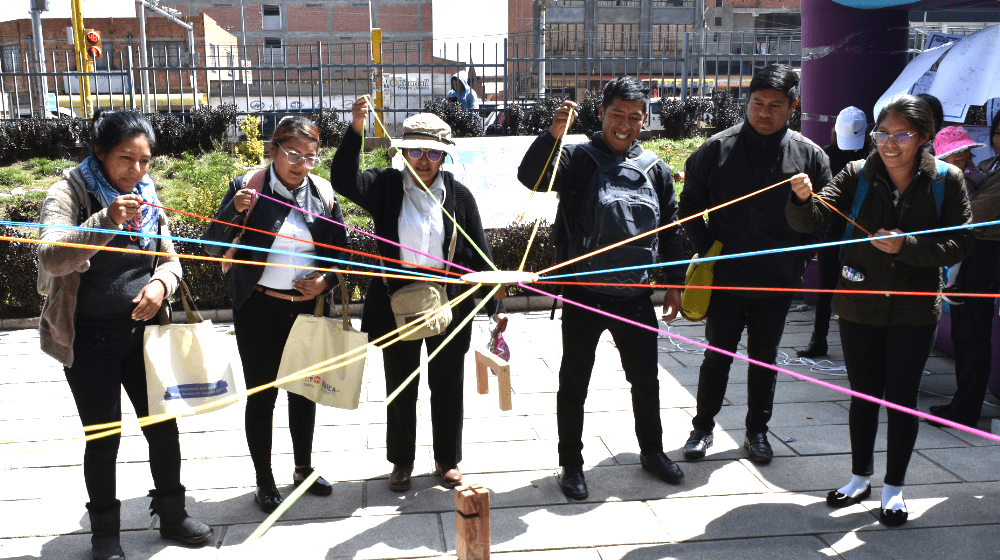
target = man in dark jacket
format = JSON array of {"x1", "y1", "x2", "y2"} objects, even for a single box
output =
[
  {"x1": 517, "y1": 76, "x2": 688, "y2": 500},
  {"x1": 679, "y1": 64, "x2": 832, "y2": 464}
]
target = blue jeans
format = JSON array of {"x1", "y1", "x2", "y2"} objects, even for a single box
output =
[{"x1": 692, "y1": 292, "x2": 792, "y2": 434}]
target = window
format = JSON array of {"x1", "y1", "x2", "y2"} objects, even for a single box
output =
[
  {"x1": 715, "y1": 17, "x2": 722, "y2": 27},
  {"x1": 149, "y1": 42, "x2": 185, "y2": 67},
  {"x1": 598, "y1": 23, "x2": 639, "y2": 57},
  {"x1": 0, "y1": 44, "x2": 20, "y2": 72},
  {"x1": 546, "y1": 23, "x2": 584, "y2": 56},
  {"x1": 262, "y1": 4, "x2": 281, "y2": 30},
  {"x1": 263, "y1": 37, "x2": 284, "y2": 64},
  {"x1": 651, "y1": 24, "x2": 693, "y2": 56}
]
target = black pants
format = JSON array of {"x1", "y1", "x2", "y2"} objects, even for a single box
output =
[
  {"x1": 234, "y1": 290, "x2": 319, "y2": 485},
  {"x1": 382, "y1": 323, "x2": 469, "y2": 468},
  {"x1": 812, "y1": 246, "x2": 841, "y2": 338},
  {"x1": 946, "y1": 239, "x2": 1000, "y2": 425},
  {"x1": 557, "y1": 290, "x2": 662, "y2": 467},
  {"x1": 692, "y1": 292, "x2": 792, "y2": 434},
  {"x1": 65, "y1": 320, "x2": 183, "y2": 510},
  {"x1": 839, "y1": 319, "x2": 936, "y2": 486}
]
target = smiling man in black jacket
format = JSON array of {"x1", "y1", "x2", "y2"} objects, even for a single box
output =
[
  {"x1": 678, "y1": 64, "x2": 831, "y2": 464},
  {"x1": 518, "y1": 76, "x2": 687, "y2": 500}
]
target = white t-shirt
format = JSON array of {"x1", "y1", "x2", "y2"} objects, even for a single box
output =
[{"x1": 257, "y1": 167, "x2": 317, "y2": 289}]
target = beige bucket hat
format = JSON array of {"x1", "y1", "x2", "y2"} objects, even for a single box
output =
[{"x1": 389, "y1": 113, "x2": 458, "y2": 161}]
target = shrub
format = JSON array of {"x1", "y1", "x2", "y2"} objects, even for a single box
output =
[
  {"x1": 237, "y1": 115, "x2": 265, "y2": 167},
  {"x1": 658, "y1": 97, "x2": 711, "y2": 139},
  {"x1": 524, "y1": 97, "x2": 565, "y2": 136},
  {"x1": 0, "y1": 117, "x2": 89, "y2": 163},
  {"x1": 709, "y1": 91, "x2": 743, "y2": 131},
  {"x1": 162, "y1": 151, "x2": 242, "y2": 225},
  {"x1": 498, "y1": 103, "x2": 528, "y2": 136},
  {"x1": 311, "y1": 108, "x2": 349, "y2": 148},
  {"x1": 146, "y1": 105, "x2": 236, "y2": 157},
  {"x1": 422, "y1": 99, "x2": 484, "y2": 137},
  {"x1": 0, "y1": 226, "x2": 44, "y2": 317},
  {"x1": 570, "y1": 91, "x2": 603, "y2": 137}
]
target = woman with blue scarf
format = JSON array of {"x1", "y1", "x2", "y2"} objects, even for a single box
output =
[{"x1": 38, "y1": 111, "x2": 212, "y2": 560}]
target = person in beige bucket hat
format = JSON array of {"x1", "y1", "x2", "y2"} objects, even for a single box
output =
[{"x1": 331, "y1": 97, "x2": 508, "y2": 492}]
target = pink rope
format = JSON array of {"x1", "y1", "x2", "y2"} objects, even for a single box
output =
[
  {"x1": 518, "y1": 283, "x2": 1000, "y2": 443},
  {"x1": 253, "y1": 190, "x2": 474, "y2": 273}
]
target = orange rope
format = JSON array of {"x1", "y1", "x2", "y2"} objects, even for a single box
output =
[
  {"x1": 6, "y1": 235, "x2": 465, "y2": 284},
  {"x1": 810, "y1": 192, "x2": 872, "y2": 236}
]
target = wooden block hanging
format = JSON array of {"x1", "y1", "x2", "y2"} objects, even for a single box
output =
[{"x1": 474, "y1": 348, "x2": 512, "y2": 411}]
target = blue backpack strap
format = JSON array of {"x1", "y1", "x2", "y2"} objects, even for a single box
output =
[
  {"x1": 932, "y1": 160, "x2": 948, "y2": 219},
  {"x1": 840, "y1": 162, "x2": 870, "y2": 261}
]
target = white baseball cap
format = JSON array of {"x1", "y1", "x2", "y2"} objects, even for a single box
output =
[{"x1": 835, "y1": 106, "x2": 867, "y2": 151}]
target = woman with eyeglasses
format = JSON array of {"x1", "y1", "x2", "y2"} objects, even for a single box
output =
[
  {"x1": 330, "y1": 97, "x2": 507, "y2": 492},
  {"x1": 785, "y1": 94, "x2": 974, "y2": 527},
  {"x1": 202, "y1": 115, "x2": 350, "y2": 513}
]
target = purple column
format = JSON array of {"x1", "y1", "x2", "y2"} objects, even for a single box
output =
[{"x1": 800, "y1": 0, "x2": 910, "y2": 145}]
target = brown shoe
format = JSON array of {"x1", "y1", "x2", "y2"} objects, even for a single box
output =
[
  {"x1": 434, "y1": 462, "x2": 463, "y2": 489},
  {"x1": 388, "y1": 464, "x2": 413, "y2": 492}
]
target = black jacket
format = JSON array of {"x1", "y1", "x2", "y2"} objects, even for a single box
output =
[
  {"x1": 516, "y1": 131, "x2": 687, "y2": 294},
  {"x1": 786, "y1": 149, "x2": 974, "y2": 327},
  {"x1": 202, "y1": 167, "x2": 350, "y2": 310},
  {"x1": 329, "y1": 127, "x2": 500, "y2": 350},
  {"x1": 679, "y1": 123, "x2": 832, "y2": 295}
]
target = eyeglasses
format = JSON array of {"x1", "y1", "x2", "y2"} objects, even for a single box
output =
[
  {"x1": 405, "y1": 148, "x2": 445, "y2": 162},
  {"x1": 279, "y1": 145, "x2": 321, "y2": 168},
  {"x1": 871, "y1": 131, "x2": 917, "y2": 146}
]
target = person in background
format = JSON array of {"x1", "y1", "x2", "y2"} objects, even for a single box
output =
[
  {"x1": 332, "y1": 100, "x2": 506, "y2": 493},
  {"x1": 202, "y1": 116, "x2": 350, "y2": 513},
  {"x1": 917, "y1": 93, "x2": 945, "y2": 134},
  {"x1": 934, "y1": 126, "x2": 985, "y2": 187},
  {"x1": 446, "y1": 71, "x2": 480, "y2": 110},
  {"x1": 787, "y1": 94, "x2": 973, "y2": 527},
  {"x1": 931, "y1": 111, "x2": 1000, "y2": 427},
  {"x1": 679, "y1": 64, "x2": 831, "y2": 465},
  {"x1": 798, "y1": 106, "x2": 873, "y2": 358},
  {"x1": 38, "y1": 110, "x2": 213, "y2": 560}
]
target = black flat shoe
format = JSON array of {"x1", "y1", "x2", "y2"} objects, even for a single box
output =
[
  {"x1": 388, "y1": 464, "x2": 413, "y2": 492},
  {"x1": 293, "y1": 468, "x2": 333, "y2": 496},
  {"x1": 879, "y1": 507, "x2": 909, "y2": 527},
  {"x1": 683, "y1": 429, "x2": 713, "y2": 460},
  {"x1": 796, "y1": 334, "x2": 828, "y2": 358},
  {"x1": 640, "y1": 451, "x2": 684, "y2": 484},
  {"x1": 254, "y1": 483, "x2": 283, "y2": 514},
  {"x1": 743, "y1": 432, "x2": 773, "y2": 464},
  {"x1": 560, "y1": 466, "x2": 588, "y2": 500},
  {"x1": 826, "y1": 484, "x2": 871, "y2": 508}
]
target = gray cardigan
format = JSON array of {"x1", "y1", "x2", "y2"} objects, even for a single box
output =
[{"x1": 37, "y1": 167, "x2": 182, "y2": 367}]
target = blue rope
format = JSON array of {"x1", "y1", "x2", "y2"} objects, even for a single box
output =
[
  {"x1": 6, "y1": 220, "x2": 456, "y2": 283},
  {"x1": 541, "y1": 218, "x2": 994, "y2": 281}
]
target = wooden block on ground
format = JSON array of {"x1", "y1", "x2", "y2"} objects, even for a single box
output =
[
  {"x1": 455, "y1": 483, "x2": 490, "y2": 560},
  {"x1": 474, "y1": 348, "x2": 512, "y2": 411}
]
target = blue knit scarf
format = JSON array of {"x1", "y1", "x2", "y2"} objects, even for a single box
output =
[{"x1": 78, "y1": 155, "x2": 160, "y2": 248}]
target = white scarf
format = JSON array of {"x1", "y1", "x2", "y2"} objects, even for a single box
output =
[{"x1": 398, "y1": 171, "x2": 446, "y2": 269}]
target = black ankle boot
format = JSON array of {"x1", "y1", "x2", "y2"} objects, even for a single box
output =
[
  {"x1": 87, "y1": 501, "x2": 125, "y2": 560},
  {"x1": 148, "y1": 487, "x2": 214, "y2": 545},
  {"x1": 797, "y1": 333, "x2": 828, "y2": 358}
]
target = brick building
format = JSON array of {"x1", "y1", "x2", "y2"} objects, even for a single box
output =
[
  {"x1": 0, "y1": 13, "x2": 236, "y2": 112},
  {"x1": 165, "y1": 0, "x2": 435, "y2": 65}
]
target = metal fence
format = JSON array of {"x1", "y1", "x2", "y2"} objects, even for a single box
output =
[{"x1": 0, "y1": 24, "x2": 987, "y2": 133}]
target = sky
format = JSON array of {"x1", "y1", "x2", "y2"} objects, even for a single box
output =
[{"x1": 0, "y1": 0, "x2": 510, "y2": 55}]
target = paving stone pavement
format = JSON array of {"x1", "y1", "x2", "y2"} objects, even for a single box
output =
[{"x1": 2, "y1": 307, "x2": 1000, "y2": 559}]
